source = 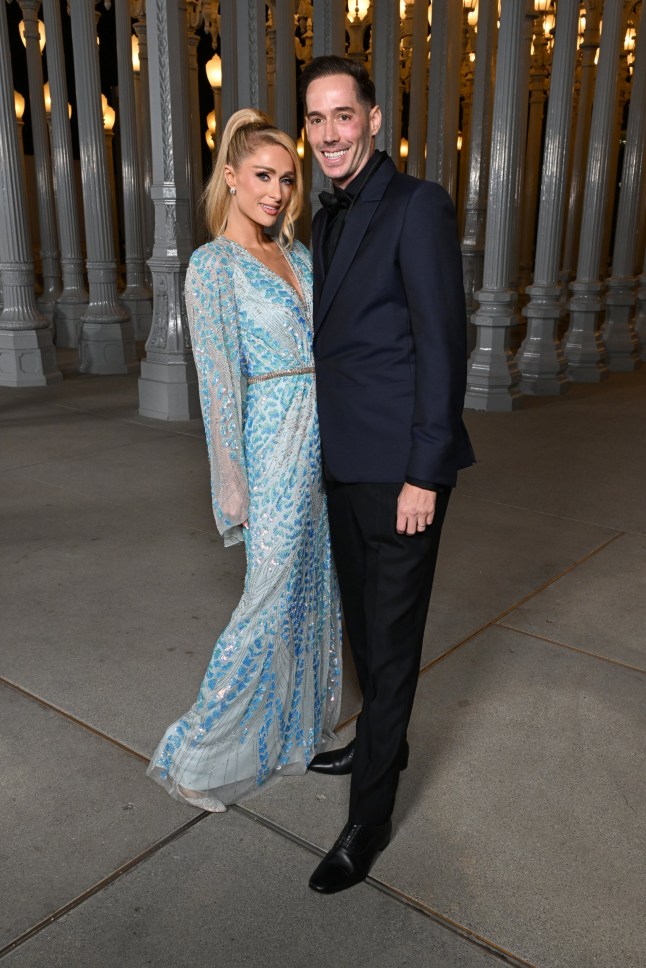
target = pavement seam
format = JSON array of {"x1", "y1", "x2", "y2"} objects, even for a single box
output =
[
  {"x1": 494, "y1": 624, "x2": 646, "y2": 675},
  {"x1": 0, "y1": 678, "x2": 150, "y2": 764},
  {"x1": 0, "y1": 814, "x2": 210, "y2": 962},
  {"x1": 233, "y1": 805, "x2": 538, "y2": 968}
]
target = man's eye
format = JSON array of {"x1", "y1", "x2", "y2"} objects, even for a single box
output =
[{"x1": 338, "y1": 114, "x2": 351, "y2": 121}]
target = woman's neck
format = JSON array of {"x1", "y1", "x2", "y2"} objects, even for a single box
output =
[{"x1": 223, "y1": 212, "x2": 275, "y2": 252}]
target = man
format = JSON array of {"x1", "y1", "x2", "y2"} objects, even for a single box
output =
[{"x1": 302, "y1": 56, "x2": 475, "y2": 894}]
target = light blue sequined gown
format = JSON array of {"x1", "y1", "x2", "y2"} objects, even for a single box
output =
[{"x1": 147, "y1": 237, "x2": 342, "y2": 811}]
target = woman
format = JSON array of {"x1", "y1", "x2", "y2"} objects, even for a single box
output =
[{"x1": 147, "y1": 110, "x2": 342, "y2": 812}]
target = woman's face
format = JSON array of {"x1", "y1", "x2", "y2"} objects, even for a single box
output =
[{"x1": 225, "y1": 143, "x2": 296, "y2": 231}]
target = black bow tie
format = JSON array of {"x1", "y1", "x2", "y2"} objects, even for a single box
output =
[{"x1": 319, "y1": 188, "x2": 352, "y2": 217}]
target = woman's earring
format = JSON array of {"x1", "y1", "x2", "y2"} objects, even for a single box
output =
[{"x1": 229, "y1": 187, "x2": 237, "y2": 195}]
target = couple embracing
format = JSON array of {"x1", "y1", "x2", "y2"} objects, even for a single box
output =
[{"x1": 147, "y1": 55, "x2": 474, "y2": 894}]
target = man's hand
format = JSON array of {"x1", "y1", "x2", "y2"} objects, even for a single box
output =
[{"x1": 396, "y1": 483, "x2": 436, "y2": 535}]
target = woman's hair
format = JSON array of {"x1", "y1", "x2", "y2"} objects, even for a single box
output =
[{"x1": 202, "y1": 108, "x2": 303, "y2": 247}]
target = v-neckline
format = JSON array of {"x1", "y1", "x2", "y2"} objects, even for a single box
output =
[{"x1": 220, "y1": 236, "x2": 306, "y2": 308}]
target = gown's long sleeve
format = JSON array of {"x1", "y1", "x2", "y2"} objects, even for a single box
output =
[{"x1": 185, "y1": 244, "x2": 248, "y2": 547}]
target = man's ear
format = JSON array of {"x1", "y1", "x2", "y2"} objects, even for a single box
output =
[{"x1": 370, "y1": 105, "x2": 382, "y2": 138}]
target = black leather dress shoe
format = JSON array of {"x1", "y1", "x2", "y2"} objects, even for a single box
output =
[
  {"x1": 308, "y1": 739, "x2": 356, "y2": 775},
  {"x1": 307, "y1": 738, "x2": 409, "y2": 776},
  {"x1": 309, "y1": 820, "x2": 392, "y2": 894}
]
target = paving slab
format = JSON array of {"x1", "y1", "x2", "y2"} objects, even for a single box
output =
[
  {"x1": 5, "y1": 429, "x2": 212, "y2": 514},
  {"x1": 419, "y1": 492, "x2": 614, "y2": 667},
  {"x1": 1, "y1": 809, "x2": 501, "y2": 968},
  {"x1": 461, "y1": 371, "x2": 646, "y2": 534},
  {"x1": 502, "y1": 531, "x2": 646, "y2": 671},
  {"x1": 245, "y1": 626, "x2": 646, "y2": 968},
  {"x1": 1, "y1": 493, "x2": 245, "y2": 754},
  {"x1": 0, "y1": 395, "x2": 174, "y2": 472},
  {"x1": 0, "y1": 684, "x2": 192, "y2": 949}
]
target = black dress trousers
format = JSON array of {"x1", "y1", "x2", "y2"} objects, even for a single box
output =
[{"x1": 326, "y1": 481, "x2": 450, "y2": 826}]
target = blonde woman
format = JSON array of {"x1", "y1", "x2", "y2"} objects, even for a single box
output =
[{"x1": 147, "y1": 110, "x2": 341, "y2": 811}]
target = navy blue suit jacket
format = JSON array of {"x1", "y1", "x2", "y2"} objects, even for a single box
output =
[{"x1": 312, "y1": 155, "x2": 475, "y2": 487}]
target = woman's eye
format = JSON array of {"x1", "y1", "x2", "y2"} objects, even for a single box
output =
[
  {"x1": 256, "y1": 172, "x2": 270, "y2": 181},
  {"x1": 281, "y1": 178, "x2": 294, "y2": 186}
]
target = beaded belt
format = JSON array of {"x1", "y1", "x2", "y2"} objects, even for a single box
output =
[{"x1": 247, "y1": 366, "x2": 315, "y2": 385}]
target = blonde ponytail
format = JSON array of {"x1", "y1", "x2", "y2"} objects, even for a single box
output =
[{"x1": 201, "y1": 108, "x2": 303, "y2": 248}]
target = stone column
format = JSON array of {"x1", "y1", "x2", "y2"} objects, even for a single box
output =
[
  {"x1": 465, "y1": 0, "x2": 535, "y2": 412},
  {"x1": 133, "y1": 6, "x2": 154, "y2": 268},
  {"x1": 185, "y1": 5, "x2": 204, "y2": 222},
  {"x1": 273, "y1": 0, "x2": 297, "y2": 140},
  {"x1": 138, "y1": 0, "x2": 199, "y2": 421},
  {"x1": 518, "y1": 16, "x2": 549, "y2": 291},
  {"x1": 602, "y1": 11, "x2": 646, "y2": 372},
  {"x1": 518, "y1": 0, "x2": 579, "y2": 395},
  {"x1": 41, "y1": 0, "x2": 88, "y2": 348},
  {"x1": 18, "y1": 1, "x2": 61, "y2": 320},
  {"x1": 425, "y1": 0, "x2": 462, "y2": 201},
  {"x1": 115, "y1": 0, "x2": 152, "y2": 340},
  {"x1": 406, "y1": 0, "x2": 430, "y2": 180},
  {"x1": 69, "y1": 1, "x2": 135, "y2": 374},
  {"x1": 560, "y1": 6, "x2": 600, "y2": 299},
  {"x1": 564, "y1": 1, "x2": 629, "y2": 382},
  {"x1": 219, "y1": 0, "x2": 268, "y2": 128},
  {"x1": 308, "y1": 0, "x2": 346, "y2": 220},
  {"x1": 0, "y1": 0, "x2": 60, "y2": 386},
  {"x1": 371, "y1": 0, "x2": 402, "y2": 162},
  {"x1": 461, "y1": 0, "x2": 496, "y2": 332}
]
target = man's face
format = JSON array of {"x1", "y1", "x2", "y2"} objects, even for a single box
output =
[{"x1": 304, "y1": 74, "x2": 381, "y2": 189}]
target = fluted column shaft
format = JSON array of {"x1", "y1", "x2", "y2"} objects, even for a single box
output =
[
  {"x1": 518, "y1": 0, "x2": 579, "y2": 395},
  {"x1": 564, "y1": 0, "x2": 629, "y2": 382},
  {"x1": 186, "y1": 27, "x2": 204, "y2": 222},
  {"x1": 273, "y1": 0, "x2": 297, "y2": 141},
  {"x1": 41, "y1": 0, "x2": 88, "y2": 348},
  {"x1": 69, "y1": 0, "x2": 134, "y2": 374},
  {"x1": 425, "y1": 0, "x2": 462, "y2": 200},
  {"x1": 219, "y1": 0, "x2": 267, "y2": 129},
  {"x1": 560, "y1": 8, "x2": 600, "y2": 295},
  {"x1": 308, "y1": 0, "x2": 346, "y2": 221},
  {"x1": 138, "y1": 0, "x2": 199, "y2": 421},
  {"x1": 19, "y1": 0, "x2": 61, "y2": 317},
  {"x1": 0, "y1": 0, "x2": 60, "y2": 385},
  {"x1": 602, "y1": 10, "x2": 646, "y2": 371},
  {"x1": 461, "y1": 0, "x2": 496, "y2": 328},
  {"x1": 134, "y1": 16, "x2": 154, "y2": 267},
  {"x1": 519, "y1": 22, "x2": 548, "y2": 290},
  {"x1": 465, "y1": 0, "x2": 535, "y2": 412},
  {"x1": 406, "y1": 0, "x2": 430, "y2": 179},
  {"x1": 372, "y1": 0, "x2": 401, "y2": 162},
  {"x1": 115, "y1": 0, "x2": 152, "y2": 340}
]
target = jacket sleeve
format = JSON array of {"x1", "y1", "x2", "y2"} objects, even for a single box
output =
[
  {"x1": 398, "y1": 180, "x2": 469, "y2": 486},
  {"x1": 185, "y1": 247, "x2": 248, "y2": 547}
]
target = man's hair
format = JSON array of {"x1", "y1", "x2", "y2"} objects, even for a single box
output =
[{"x1": 299, "y1": 55, "x2": 376, "y2": 110}]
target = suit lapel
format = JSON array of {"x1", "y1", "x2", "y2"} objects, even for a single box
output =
[
  {"x1": 314, "y1": 157, "x2": 397, "y2": 334},
  {"x1": 311, "y1": 210, "x2": 326, "y2": 315}
]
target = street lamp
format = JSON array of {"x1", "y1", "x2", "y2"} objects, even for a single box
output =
[
  {"x1": 131, "y1": 33, "x2": 140, "y2": 73},
  {"x1": 19, "y1": 18, "x2": 46, "y2": 52}
]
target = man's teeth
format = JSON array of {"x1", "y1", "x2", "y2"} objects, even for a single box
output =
[{"x1": 323, "y1": 150, "x2": 348, "y2": 159}]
